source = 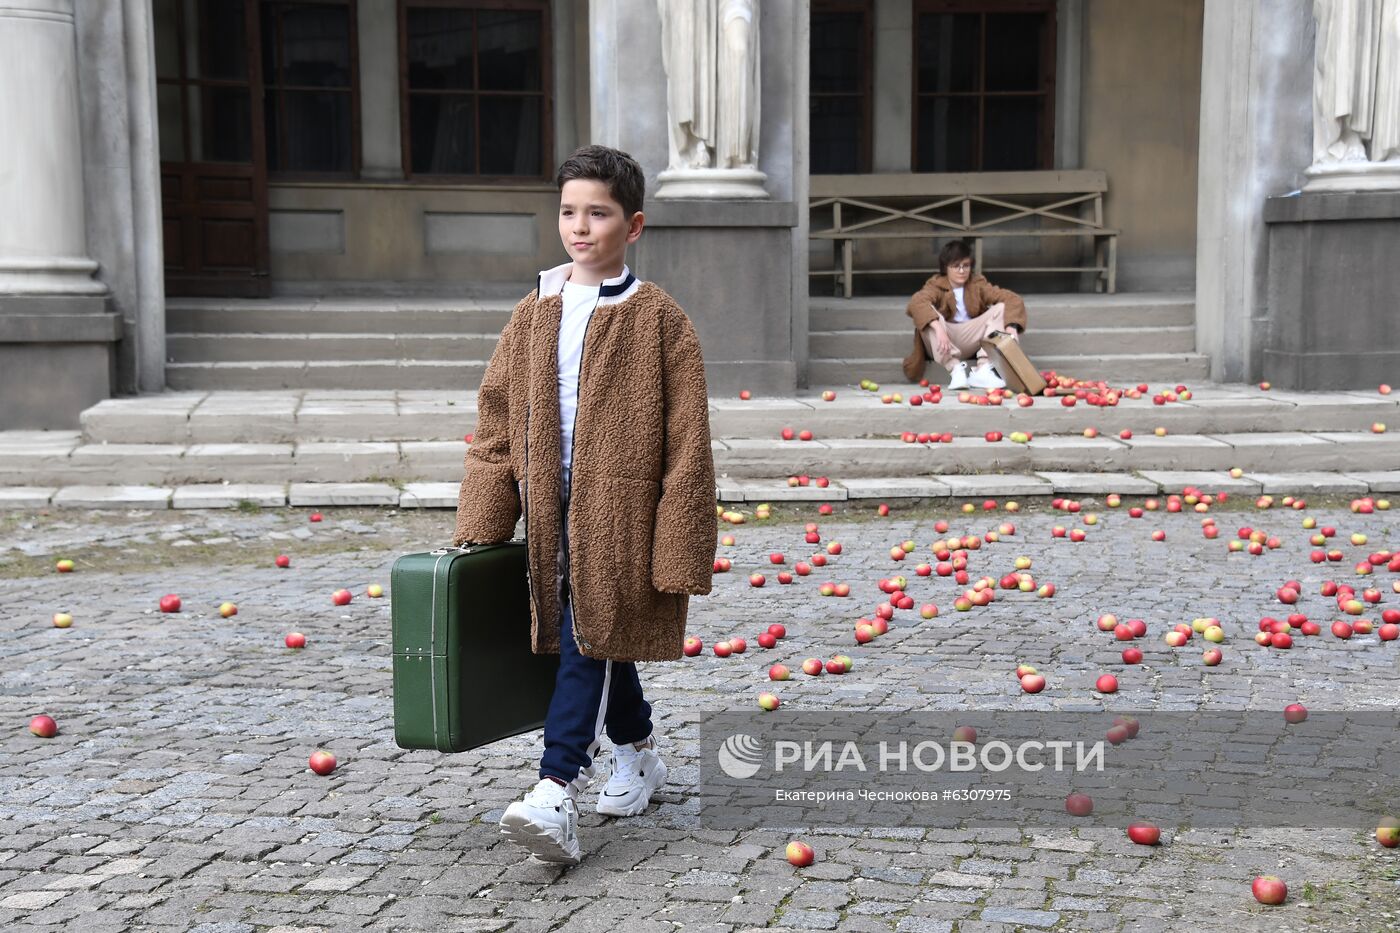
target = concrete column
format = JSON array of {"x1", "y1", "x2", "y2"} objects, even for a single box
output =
[
  {"x1": 358, "y1": 0, "x2": 403, "y2": 179},
  {"x1": 1193, "y1": 0, "x2": 1312, "y2": 383},
  {"x1": 551, "y1": 0, "x2": 580, "y2": 165},
  {"x1": 0, "y1": 0, "x2": 105, "y2": 298},
  {"x1": 0, "y1": 0, "x2": 121, "y2": 428},
  {"x1": 1054, "y1": 0, "x2": 1085, "y2": 169},
  {"x1": 74, "y1": 0, "x2": 165, "y2": 395},
  {"x1": 872, "y1": 0, "x2": 912, "y2": 172}
]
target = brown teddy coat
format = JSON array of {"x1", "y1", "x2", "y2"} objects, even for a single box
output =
[
  {"x1": 902, "y1": 273, "x2": 1028, "y2": 383},
  {"x1": 453, "y1": 276, "x2": 716, "y2": 663}
]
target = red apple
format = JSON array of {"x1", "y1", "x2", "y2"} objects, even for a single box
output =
[
  {"x1": 768, "y1": 623, "x2": 786, "y2": 638},
  {"x1": 757, "y1": 632, "x2": 778, "y2": 649},
  {"x1": 768, "y1": 663, "x2": 791, "y2": 681},
  {"x1": 308, "y1": 750, "x2": 337, "y2": 776},
  {"x1": 729, "y1": 638, "x2": 747, "y2": 654},
  {"x1": 159, "y1": 594, "x2": 182, "y2": 613},
  {"x1": 285, "y1": 632, "x2": 307, "y2": 649},
  {"x1": 1251, "y1": 876, "x2": 1287, "y2": 905},
  {"x1": 1020, "y1": 673, "x2": 1046, "y2": 694},
  {"x1": 275, "y1": 554, "x2": 291, "y2": 568},
  {"x1": 28, "y1": 714, "x2": 57, "y2": 738},
  {"x1": 1065, "y1": 793, "x2": 1094, "y2": 817},
  {"x1": 713, "y1": 641, "x2": 732, "y2": 658},
  {"x1": 1095, "y1": 674, "x2": 1119, "y2": 693},
  {"x1": 1126, "y1": 822, "x2": 1161, "y2": 846},
  {"x1": 1203, "y1": 647, "x2": 1222, "y2": 666},
  {"x1": 785, "y1": 840, "x2": 815, "y2": 867},
  {"x1": 331, "y1": 588, "x2": 352, "y2": 606},
  {"x1": 749, "y1": 573, "x2": 766, "y2": 588},
  {"x1": 802, "y1": 658, "x2": 824, "y2": 676},
  {"x1": 1283, "y1": 703, "x2": 1308, "y2": 724},
  {"x1": 683, "y1": 636, "x2": 703, "y2": 656},
  {"x1": 309, "y1": 513, "x2": 323, "y2": 522},
  {"x1": 1122, "y1": 646, "x2": 1144, "y2": 665}
]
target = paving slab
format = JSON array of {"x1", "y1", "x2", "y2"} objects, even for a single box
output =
[
  {"x1": 288, "y1": 482, "x2": 401, "y2": 506},
  {"x1": 732, "y1": 480, "x2": 847, "y2": 502},
  {"x1": 51, "y1": 486, "x2": 173, "y2": 509},
  {"x1": 178, "y1": 444, "x2": 296, "y2": 483},
  {"x1": 171, "y1": 484, "x2": 288, "y2": 509},
  {"x1": 1032, "y1": 473, "x2": 1160, "y2": 495},
  {"x1": 1240, "y1": 473, "x2": 1370, "y2": 495},
  {"x1": 398, "y1": 482, "x2": 460, "y2": 508},
  {"x1": 80, "y1": 394, "x2": 204, "y2": 443},
  {"x1": 400, "y1": 441, "x2": 467, "y2": 481},
  {"x1": 1310, "y1": 431, "x2": 1400, "y2": 457},
  {"x1": 292, "y1": 442, "x2": 402, "y2": 482},
  {"x1": 1203, "y1": 432, "x2": 1344, "y2": 470},
  {"x1": 1112, "y1": 434, "x2": 1235, "y2": 470},
  {"x1": 0, "y1": 486, "x2": 56, "y2": 508},
  {"x1": 834, "y1": 477, "x2": 952, "y2": 499},
  {"x1": 1341, "y1": 471, "x2": 1400, "y2": 492},
  {"x1": 1135, "y1": 471, "x2": 1263, "y2": 494},
  {"x1": 936, "y1": 474, "x2": 1052, "y2": 497},
  {"x1": 715, "y1": 481, "x2": 746, "y2": 502},
  {"x1": 187, "y1": 394, "x2": 300, "y2": 443}
]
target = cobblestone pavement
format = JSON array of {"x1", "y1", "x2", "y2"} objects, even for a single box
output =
[{"x1": 2, "y1": 498, "x2": 1400, "y2": 933}]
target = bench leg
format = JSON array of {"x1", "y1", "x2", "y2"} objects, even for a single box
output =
[
  {"x1": 1107, "y1": 236, "x2": 1117, "y2": 294},
  {"x1": 832, "y1": 240, "x2": 842, "y2": 297},
  {"x1": 842, "y1": 239, "x2": 854, "y2": 299},
  {"x1": 1094, "y1": 237, "x2": 1106, "y2": 294}
]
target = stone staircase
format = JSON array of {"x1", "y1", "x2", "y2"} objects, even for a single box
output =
[
  {"x1": 807, "y1": 292, "x2": 1208, "y2": 385},
  {"x1": 164, "y1": 291, "x2": 1205, "y2": 391},
  {"x1": 0, "y1": 384, "x2": 1392, "y2": 492},
  {"x1": 164, "y1": 298, "x2": 513, "y2": 391}
]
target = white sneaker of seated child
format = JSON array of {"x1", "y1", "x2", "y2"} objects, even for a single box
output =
[
  {"x1": 499, "y1": 777, "x2": 581, "y2": 864},
  {"x1": 597, "y1": 734, "x2": 668, "y2": 817},
  {"x1": 947, "y1": 361, "x2": 972, "y2": 391},
  {"x1": 968, "y1": 361, "x2": 1006, "y2": 390}
]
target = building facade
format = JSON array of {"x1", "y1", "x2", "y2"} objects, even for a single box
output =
[{"x1": 1, "y1": 0, "x2": 1396, "y2": 428}]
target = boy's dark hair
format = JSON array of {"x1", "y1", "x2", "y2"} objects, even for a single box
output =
[
  {"x1": 556, "y1": 145, "x2": 645, "y2": 217},
  {"x1": 938, "y1": 239, "x2": 974, "y2": 276}
]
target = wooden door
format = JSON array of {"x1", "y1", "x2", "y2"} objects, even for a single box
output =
[{"x1": 155, "y1": 0, "x2": 270, "y2": 297}]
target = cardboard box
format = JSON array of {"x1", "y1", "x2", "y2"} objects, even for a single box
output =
[{"x1": 981, "y1": 330, "x2": 1047, "y2": 396}]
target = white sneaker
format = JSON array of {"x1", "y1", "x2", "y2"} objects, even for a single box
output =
[
  {"x1": 968, "y1": 362, "x2": 1006, "y2": 390},
  {"x1": 499, "y1": 778, "x2": 581, "y2": 864},
  {"x1": 947, "y1": 361, "x2": 972, "y2": 391},
  {"x1": 596, "y1": 735, "x2": 668, "y2": 817}
]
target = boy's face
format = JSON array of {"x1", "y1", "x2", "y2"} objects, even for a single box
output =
[{"x1": 558, "y1": 179, "x2": 644, "y2": 282}]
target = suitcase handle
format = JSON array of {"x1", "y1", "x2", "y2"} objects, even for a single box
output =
[{"x1": 431, "y1": 537, "x2": 526, "y2": 556}]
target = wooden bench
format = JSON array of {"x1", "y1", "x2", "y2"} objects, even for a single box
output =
[{"x1": 809, "y1": 171, "x2": 1118, "y2": 297}]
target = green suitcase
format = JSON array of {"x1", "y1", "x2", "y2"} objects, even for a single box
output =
[{"x1": 391, "y1": 541, "x2": 559, "y2": 752}]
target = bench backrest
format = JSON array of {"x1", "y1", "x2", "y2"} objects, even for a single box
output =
[{"x1": 810, "y1": 170, "x2": 1108, "y2": 200}]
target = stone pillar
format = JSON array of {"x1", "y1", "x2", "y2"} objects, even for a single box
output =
[
  {"x1": 590, "y1": 0, "x2": 805, "y2": 392},
  {"x1": 1193, "y1": 0, "x2": 1313, "y2": 384},
  {"x1": 358, "y1": 0, "x2": 404, "y2": 180},
  {"x1": 872, "y1": 0, "x2": 912, "y2": 173},
  {"x1": 0, "y1": 0, "x2": 120, "y2": 428},
  {"x1": 1252, "y1": 0, "x2": 1400, "y2": 388}
]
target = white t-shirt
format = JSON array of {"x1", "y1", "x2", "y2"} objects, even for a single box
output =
[
  {"x1": 558, "y1": 280, "x2": 599, "y2": 484},
  {"x1": 951, "y1": 286, "x2": 970, "y2": 323}
]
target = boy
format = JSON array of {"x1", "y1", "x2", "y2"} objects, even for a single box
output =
[
  {"x1": 453, "y1": 145, "x2": 716, "y2": 865},
  {"x1": 902, "y1": 239, "x2": 1028, "y2": 390}
]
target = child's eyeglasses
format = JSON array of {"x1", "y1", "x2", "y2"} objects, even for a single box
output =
[{"x1": 950, "y1": 263, "x2": 973, "y2": 272}]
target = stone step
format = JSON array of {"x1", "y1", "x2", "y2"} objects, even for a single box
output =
[
  {"x1": 81, "y1": 387, "x2": 1398, "y2": 444},
  {"x1": 166, "y1": 299, "x2": 514, "y2": 335},
  {"x1": 165, "y1": 360, "x2": 490, "y2": 391},
  {"x1": 6, "y1": 471, "x2": 1399, "y2": 510},
  {"x1": 808, "y1": 292, "x2": 1195, "y2": 332},
  {"x1": 13, "y1": 429, "x2": 1400, "y2": 485},
  {"x1": 807, "y1": 352, "x2": 1213, "y2": 387},
  {"x1": 809, "y1": 325, "x2": 1196, "y2": 360},
  {"x1": 167, "y1": 333, "x2": 500, "y2": 363}
]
